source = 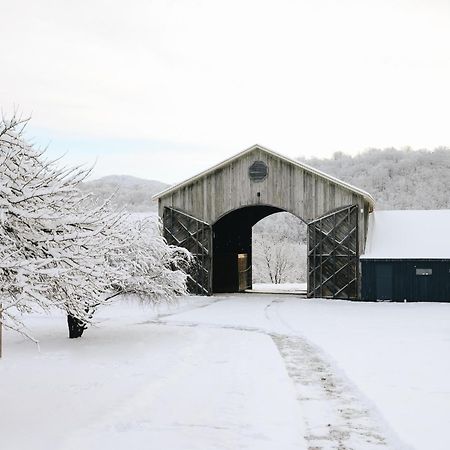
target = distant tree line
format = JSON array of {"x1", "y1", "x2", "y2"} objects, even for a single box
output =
[{"x1": 299, "y1": 147, "x2": 450, "y2": 210}]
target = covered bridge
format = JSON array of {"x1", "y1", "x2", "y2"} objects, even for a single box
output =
[{"x1": 153, "y1": 145, "x2": 375, "y2": 298}]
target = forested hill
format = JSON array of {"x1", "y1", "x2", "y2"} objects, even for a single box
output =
[
  {"x1": 81, "y1": 175, "x2": 169, "y2": 212},
  {"x1": 299, "y1": 148, "x2": 450, "y2": 210}
]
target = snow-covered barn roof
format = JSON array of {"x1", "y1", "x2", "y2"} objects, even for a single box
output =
[
  {"x1": 361, "y1": 210, "x2": 450, "y2": 259},
  {"x1": 152, "y1": 144, "x2": 375, "y2": 207}
]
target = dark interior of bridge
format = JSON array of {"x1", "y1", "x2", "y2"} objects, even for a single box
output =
[{"x1": 212, "y1": 205, "x2": 284, "y2": 293}]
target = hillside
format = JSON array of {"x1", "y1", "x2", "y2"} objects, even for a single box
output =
[
  {"x1": 81, "y1": 175, "x2": 169, "y2": 212},
  {"x1": 299, "y1": 147, "x2": 450, "y2": 210}
]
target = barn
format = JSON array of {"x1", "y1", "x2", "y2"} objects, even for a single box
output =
[
  {"x1": 153, "y1": 144, "x2": 374, "y2": 298},
  {"x1": 361, "y1": 210, "x2": 450, "y2": 302}
]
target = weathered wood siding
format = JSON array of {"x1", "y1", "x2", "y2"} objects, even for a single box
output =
[{"x1": 158, "y1": 147, "x2": 371, "y2": 251}]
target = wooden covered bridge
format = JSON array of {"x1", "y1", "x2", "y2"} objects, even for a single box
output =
[{"x1": 153, "y1": 145, "x2": 375, "y2": 299}]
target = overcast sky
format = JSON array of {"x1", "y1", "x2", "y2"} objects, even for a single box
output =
[{"x1": 1, "y1": 0, "x2": 450, "y2": 183}]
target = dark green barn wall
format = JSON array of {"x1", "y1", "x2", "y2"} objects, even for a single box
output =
[{"x1": 361, "y1": 259, "x2": 450, "y2": 302}]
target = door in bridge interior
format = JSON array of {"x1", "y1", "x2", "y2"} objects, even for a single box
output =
[
  {"x1": 238, "y1": 253, "x2": 251, "y2": 291},
  {"x1": 163, "y1": 207, "x2": 212, "y2": 295}
]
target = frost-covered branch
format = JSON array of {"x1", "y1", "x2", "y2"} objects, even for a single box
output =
[{"x1": 0, "y1": 115, "x2": 191, "y2": 340}]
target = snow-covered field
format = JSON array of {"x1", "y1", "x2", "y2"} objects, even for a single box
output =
[{"x1": 1, "y1": 294, "x2": 449, "y2": 450}]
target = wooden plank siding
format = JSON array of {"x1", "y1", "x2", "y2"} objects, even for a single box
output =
[{"x1": 158, "y1": 147, "x2": 371, "y2": 252}]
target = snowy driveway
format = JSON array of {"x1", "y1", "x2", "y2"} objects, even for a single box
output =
[
  {"x1": 162, "y1": 295, "x2": 450, "y2": 450},
  {"x1": 1, "y1": 294, "x2": 449, "y2": 450}
]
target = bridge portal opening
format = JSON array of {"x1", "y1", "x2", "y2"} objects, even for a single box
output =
[
  {"x1": 252, "y1": 212, "x2": 307, "y2": 290},
  {"x1": 212, "y1": 205, "x2": 306, "y2": 293}
]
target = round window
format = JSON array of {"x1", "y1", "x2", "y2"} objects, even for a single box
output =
[{"x1": 248, "y1": 161, "x2": 268, "y2": 182}]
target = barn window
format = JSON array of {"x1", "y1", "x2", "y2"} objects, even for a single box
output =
[
  {"x1": 416, "y1": 268, "x2": 432, "y2": 276},
  {"x1": 249, "y1": 161, "x2": 268, "y2": 182}
]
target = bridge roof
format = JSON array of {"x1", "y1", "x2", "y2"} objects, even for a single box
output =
[{"x1": 152, "y1": 144, "x2": 375, "y2": 207}]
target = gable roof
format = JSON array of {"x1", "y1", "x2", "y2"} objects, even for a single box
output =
[
  {"x1": 152, "y1": 144, "x2": 375, "y2": 207},
  {"x1": 361, "y1": 210, "x2": 450, "y2": 259}
]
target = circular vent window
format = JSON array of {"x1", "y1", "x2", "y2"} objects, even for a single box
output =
[{"x1": 248, "y1": 161, "x2": 268, "y2": 182}]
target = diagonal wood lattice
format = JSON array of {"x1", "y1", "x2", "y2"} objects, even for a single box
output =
[
  {"x1": 307, "y1": 205, "x2": 359, "y2": 299},
  {"x1": 163, "y1": 207, "x2": 212, "y2": 295}
]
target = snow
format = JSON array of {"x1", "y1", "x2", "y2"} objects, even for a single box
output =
[
  {"x1": 250, "y1": 282, "x2": 307, "y2": 294},
  {"x1": 1, "y1": 294, "x2": 449, "y2": 450},
  {"x1": 128, "y1": 211, "x2": 157, "y2": 221},
  {"x1": 362, "y1": 210, "x2": 450, "y2": 259},
  {"x1": 162, "y1": 295, "x2": 450, "y2": 450},
  {"x1": 271, "y1": 299, "x2": 450, "y2": 450},
  {"x1": 0, "y1": 297, "x2": 306, "y2": 450}
]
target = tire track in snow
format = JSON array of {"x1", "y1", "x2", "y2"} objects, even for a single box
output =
[
  {"x1": 272, "y1": 334, "x2": 389, "y2": 450},
  {"x1": 266, "y1": 299, "x2": 398, "y2": 450},
  {"x1": 150, "y1": 297, "x2": 398, "y2": 450}
]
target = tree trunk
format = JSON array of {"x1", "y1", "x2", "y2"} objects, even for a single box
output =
[{"x1": 67, "y1": 314, "x2": 86, "y2": 339}]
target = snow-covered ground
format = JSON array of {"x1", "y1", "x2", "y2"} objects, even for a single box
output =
[
  {"x1": 1, "y1": 294, "x2": 449, "y2": 450},
  {"x1": 0, "y1": 297, "x2": 305, "y2": 450},
  {"x1": 251, "y1": 282, "x2": 307, "y2": 294}
]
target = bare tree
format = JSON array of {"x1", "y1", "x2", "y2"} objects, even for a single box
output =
[{"x1": 252, "y1": 233, "x2": 306, "y2": 284}]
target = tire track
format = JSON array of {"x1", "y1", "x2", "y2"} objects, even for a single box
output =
[{"x1": 147, "y1": 296, "x2": 399, "y2": 449}]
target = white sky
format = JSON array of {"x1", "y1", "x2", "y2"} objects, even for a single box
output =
[{"x1": 1, "y1": 0, "x2": 450, "y2": 183}]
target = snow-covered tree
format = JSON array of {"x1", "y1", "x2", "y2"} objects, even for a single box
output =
[
  {"x1": 0, "y1": 115, "x2": 190, "y2": 340},
  {"x1": 65, "y1": 215, "x2": 191, "y2": 339}
]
